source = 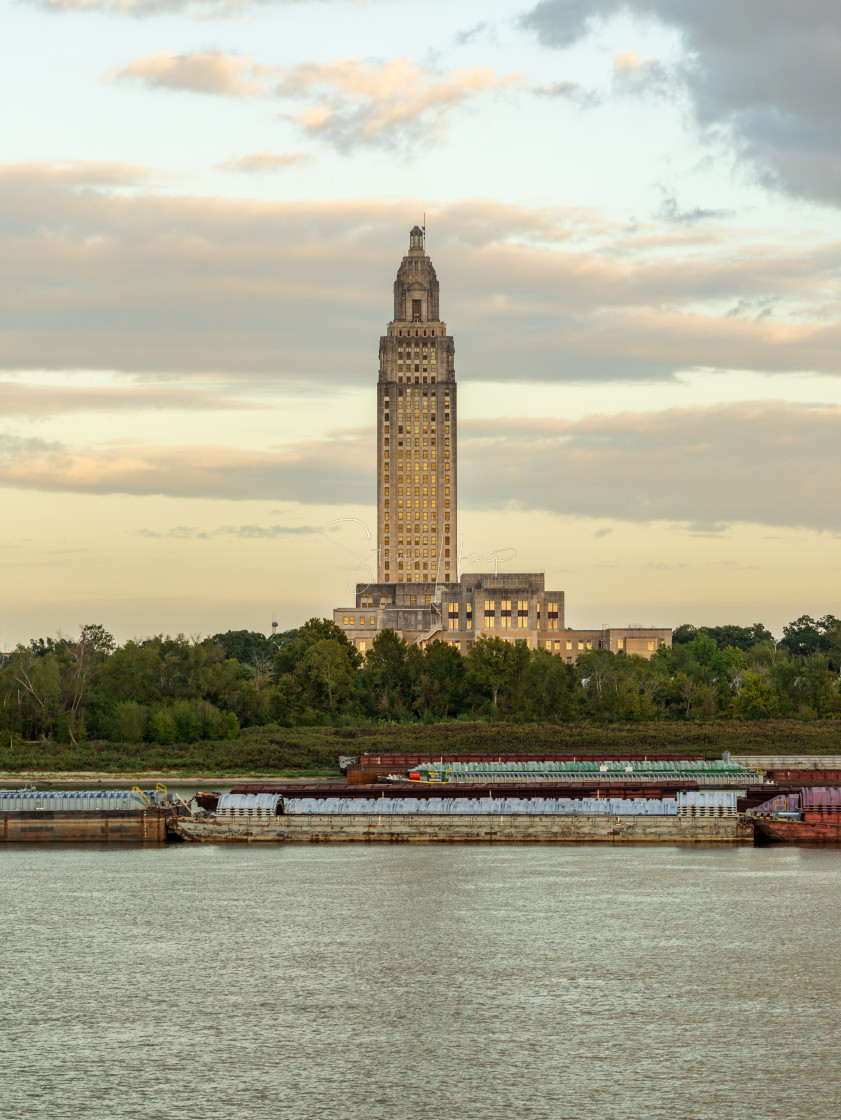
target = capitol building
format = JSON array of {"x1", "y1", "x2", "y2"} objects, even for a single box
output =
[{"x1": 332, "y1": 227, "x2": 671, "y2": 661}]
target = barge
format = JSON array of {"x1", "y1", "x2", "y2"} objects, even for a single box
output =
[
  {"x1": 0, "y1": 787, "x2": 183, "y2": 843},
  {"x1": 172, "y1": 813, "x2": 751, "y2": 844},
  {"x1": 749, "y1": 787, "x2": 841, "y2": 845},
  {"x1": 175, "y1": 790, "x2": 752, "y2": 844}
]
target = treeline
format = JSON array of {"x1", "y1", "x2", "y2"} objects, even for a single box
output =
[{"x1": 1, "y1": 614, "x2": 840, "y2": 745}]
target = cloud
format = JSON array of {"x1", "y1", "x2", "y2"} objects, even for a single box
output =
[
  {"x1": 113, "y1": 52, "x2": 522, "y2": 149},
  {"x1": 612, "y1": 49, "x2": 671, "y2": 96},
  {"x1": 0, "y1": 383, "x2": 255, "y2": 418},
  {"x1": 2, "y1": 402, "x2": 840, "y2": 535},
  {"x1": 458, "y1": 401, "x2": 841, "y2": 532},
  {"x1": 532, "y1": 79, "x2": 600, "y2": 107},
  {"x1": 655, "y1": 190, "x2": 734, "y2": 225},
  {"x1": 2, "y1": 161, "x2": 841, "y2": 383},
  {"x1": 519, "y1": 0, "x2": 841, "y2": 207},
  {"x1": 40, "y1": 0, "x2": 359, "y2": 15},
  {"x1": 138, "y1": 523, "x2": 319, "y2": 538},
  {"x1": 0, "y1": 430, "x2": 371, "y2": 502},
  {"x1": 113, "y1": 50, "x2": 268, "y2": 96},
  {"x1": 216, "y1": 149, "x2": 309, "y2": 173},
  {"x1": 454, "y1": 22, "x2": 496, "y2": 47}
]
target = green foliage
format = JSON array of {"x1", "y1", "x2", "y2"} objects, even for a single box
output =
[{"x1": 1, "y1": 614, "x2": 840, "y2": 774}]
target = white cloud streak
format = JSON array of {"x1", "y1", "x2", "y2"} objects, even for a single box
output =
[
  {"x1": 2, "y1": 402, "x2": 839, "y2": 533},
  {"x1": 2, "y1": 162, "x2": 841, "y2": 385},
  {"x1": 112, "y1": 52, "x2": 523, "y2": 149}
]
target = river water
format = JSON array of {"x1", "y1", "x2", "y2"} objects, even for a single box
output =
[{"x1": 2, "y1": 843, "x2": 840, "y2": 1120}]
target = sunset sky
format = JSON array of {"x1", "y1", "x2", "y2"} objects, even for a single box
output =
[{"x1": 2, "y1": 0, "x2": 840, "y2": 646}]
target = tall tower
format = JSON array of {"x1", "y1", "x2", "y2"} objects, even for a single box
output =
[{"x1": 377, "y1": 226, "x2": 457, "y2": 585}]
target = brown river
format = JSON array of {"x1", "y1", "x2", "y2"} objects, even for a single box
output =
[{"x1": 1, "y1": 843, "x2": 840, "y2": 1119}]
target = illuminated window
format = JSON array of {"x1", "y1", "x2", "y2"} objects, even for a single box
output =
[
  {"x1": 566, "y1": 640, "x2": 572, "y2": 651},
  {"x1": 617, "y1": 638, "x2": 624, "y2": 650},
  {"x1": 547, "y1": 601, "x2": 559, "y2": 631},
  {"x1": 500, "y1": 600, "x2": 512, "y2": 629},
  {"x1": 577, "y1": 641, "x2": 584, "y2": 651},
  {"x1": 517, "y1": 600, "x2": 528, "y2": 628},
  {"x1": 648, "y1": 640, "x2": 655, "y2": 651},
  {"x1": 358, "y1": 640, "x2": 367, "y2": 652}
]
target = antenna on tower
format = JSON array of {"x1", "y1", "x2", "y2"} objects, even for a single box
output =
[{"x1": 422, "y1": 212, "x2": 426, "y2": 248}]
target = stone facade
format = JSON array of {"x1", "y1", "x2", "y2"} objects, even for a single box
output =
[
  {"x1": 377, "y1": 226, "x2": 456, "y2": 585},
  {"x1": 332, "y1": 227, "x2": 672, "y2": 662},
  {"x1": 332, "y1": 574, "x2": 671, "y2": 661}
]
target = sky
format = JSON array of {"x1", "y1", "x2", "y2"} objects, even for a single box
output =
[{"x1": 2, "y1": 0, "x2": 841, "y2": 646}]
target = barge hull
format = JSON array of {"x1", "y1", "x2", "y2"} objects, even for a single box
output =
[
  {"x1": 172, "y1": 813, "x2": 752, "y2": 844},
  {"x1": 2, "y1": 809, "x2": 171, "y2": 843},
  {"x1": 753, "y1": 818, "x2": 841, "y2": 845}
]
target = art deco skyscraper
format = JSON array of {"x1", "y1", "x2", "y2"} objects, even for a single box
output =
[{"x1": 376, "y1": 227, "x2": 457, "y2": 584}]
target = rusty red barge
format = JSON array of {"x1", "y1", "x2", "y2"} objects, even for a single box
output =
[{"x1": 749, "y1": 787, "x2": 841, "y2": 845}]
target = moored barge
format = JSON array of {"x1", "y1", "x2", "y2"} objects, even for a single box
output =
[{"x1": 749, "y1": 787, "x2": 841, "y2": 845}]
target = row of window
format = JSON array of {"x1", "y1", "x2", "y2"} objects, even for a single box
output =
[
  {"x1": 384, "y1": 487, "x2": 450, "y2": 497},
  {"x1": 383, "y1": 450, "x2": 451, "y2": 461},
  {"x1": 359, "y1": 594, "x2": 391, "y2": 608},
  {"x1": 384, "y1": 513, "x2": 451, "y2": 526},
  {"x1": 387, "y1": 561, "x2": 452, "y2": 571},
  {"x1": 384, "y1": 536, "x2": 451, "y2": 545},
  {"x1": 382, "y1": 473, "x2": 451, "y2": 485},
  {"x1": 384, "y1": 500, "x2": 451, "y2": 509}
]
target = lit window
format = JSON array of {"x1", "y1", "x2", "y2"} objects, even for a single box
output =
[{"x1": 577, "y1": 641, "x2": 583, "y2": 651}]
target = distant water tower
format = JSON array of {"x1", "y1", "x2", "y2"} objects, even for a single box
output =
[{"x1": 271, "y1": 615, "x2": 278, "y2": 638}]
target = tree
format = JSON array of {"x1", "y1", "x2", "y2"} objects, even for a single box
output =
[
  {"x1": 361, "y1": 630, "x2": 411, "y2": 717},
  {"x1": 735, "y1": 672, "x2": 780, "y2": 720},
  {"x1": 274, "y1": 618, "x2": 361, "y2": 678},
  {"x1": 781, "y1": 614, "x2": 841, "y2": 658},
  {"x1": 212, "y1": 630, "x2": 274, "y2": 664},
  {"x1": 465, "y1": 637, "x2": 517, "y2": 713},
  {"x1": 672, "y1": 624, "x2": 697, "y2": 645},
  {"x1": 300, "y1": 640, "x2": 356, "y2": 712},
  {"x1": 148, "y1": 710, "x2": 177, "y2": 746},
  {"x1": 419, "y1": 641, "x2": 465, "y2": 719},
  {"x1": 523, "y1": 649, "x2": 577, "y2": 721},
  {"x1": 97, "y1": 641, "x2": 162, "y2": 704}
]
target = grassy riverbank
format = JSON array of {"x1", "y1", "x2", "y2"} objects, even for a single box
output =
[{"x1": 1, "y1": 719, "x2": 839, "y2": 777}]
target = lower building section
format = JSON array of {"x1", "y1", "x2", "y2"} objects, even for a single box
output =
[{"x1": 334, "y1": 571, "x2": 670, "y2": 659}]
